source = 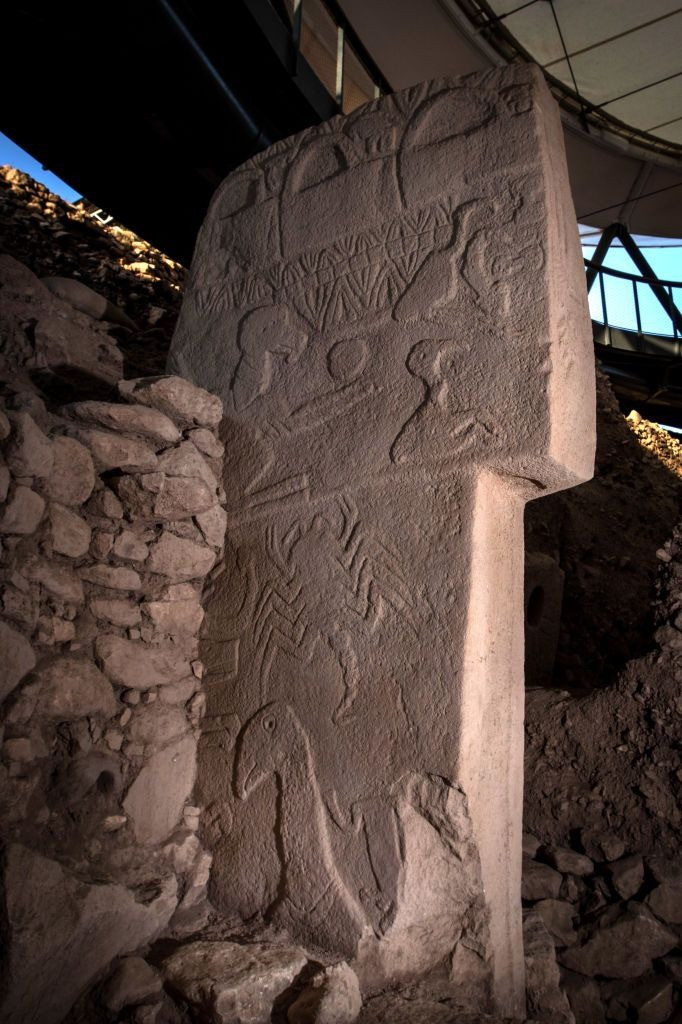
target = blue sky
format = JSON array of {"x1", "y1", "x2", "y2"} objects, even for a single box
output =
[
  {"x1": 0, "y1": 130, "x2": 81, "y2": 202},
  {"x1": 1, "y1": 128, "x2": 681, "y2": 337}
]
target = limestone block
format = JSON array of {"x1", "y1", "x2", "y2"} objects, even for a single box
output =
[
  {"x1": 560, "y1": 970, "x2": 605, "y2": 1024},
  {"x1": 647, "y1": 882, "x2": 682, "y2": 924},
  {"x1": 522, "y1": 858, "x2": 562, "y2": 901},
  {"x1": 158, "y1": 439, "x2": 219, "y2": 490},
  {"x1": 579, "y1": 830, "x2": 624, "y2": 863},
  {"x1": 189, "y1": 427, "x2": 224, "y2": 458},
  {"x1": 288, "y1": 963, "x2": 362, "y2": 1024},
  {"x1": 43, "y1": 435, "x2": 95, "y2": 506},
  {"x1": 0, "y1": 485, "x2": 45, "y2": 534},
  {"x1": 81, "y1": 563, "x2": 142, "y2": 591},
  {"x1": 0, "y1": 844, "x2": 176, "y2": 1024},
  {"x1": 144, "y1": 594, "x2": 204, "y2": 636},
  {"x1": 119, "y1": 376, "x2": 223, "y2": 427},
  {"x1": 96, "y1": 634, "x2": 193, "y2": 688},
  {"x1": 127, "y1": 704, "x2": 189, "y2": 748},
  {"x1": 522, "y1": 912, "x2": 574, "y2": 1024},
  {"x1": 87, "y1": 486, "x2": 124, "y2": 520},
  {"x1": 531, "y1": 899, "x2": 577, "y2": 947},
  {"x1": 147, "y1": 531, "x2": 215, "y2": 581},
  {"x1": 0, "y1": 459, "x2": 9, "y2": 502},
  {"x1": 48, "y1": 502, "x2": 91, "y2": 556},
  {"x1": 196, "y1": 505, "x2": 227, "y2": 548},
  {"x1": 90, "y1": 597, "x2": 142, "y2": 627},
  {"x1": 62, "y1": 400, "x2": 181, "y2": 445},
  {"x1": 35, "y1": 656, "x2": 117, "y2": 719},
  {"x1": 607, "y1": 854, "x2": 644, "y2": 900},
  {"x1": 168, "y1": 65, "x2": 595, "y2": 1017},
  {"x1": 68, "y1": 426, "x2": 159, "y2": 472},
  {"x1": 153, "y1": 475, "x2": 217, "y2": 519},
  {"x1": 113, "y1": 529, "x2": 149, "y2": 562},
  {"x1": 21, "y1": 553, "x2": 84, "y2": 603},
  {"x1": 42, "y1": 276, "x2": 137, "y2": 330},
  {"x1": 541, "y1": 846, "x2": 593, "y2": 877},
  {"x1": 4, "y1": 411, "x2": 53, "y2": 477},
  {"x1": 100, "y1": 957, "x2": 163, "y2": 1013},
  {"x1": 161, "y1": 941, "x2": 308, "y2": 1024},
  {"x1": 123, "y1": 735, "x2": 197, "y2": 844}
]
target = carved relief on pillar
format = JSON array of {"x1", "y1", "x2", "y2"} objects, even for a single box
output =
[{"x1": 170, "y1": 63, "x2": 595, "y2": 1014}]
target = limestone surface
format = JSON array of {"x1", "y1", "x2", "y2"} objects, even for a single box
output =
[
  {"x1": 168, "y1": 64, "x2": 595, "y2": 1016},
  {"x1": 161, "y1": 940, "x2": 308, "y2": 1023}
]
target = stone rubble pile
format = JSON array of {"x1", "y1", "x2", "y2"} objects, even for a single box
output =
[
  {"x1": 626, "y1": 409, "x2": 682, "y2": 482},
  {"x1": 0, "y1": 252, "x2": 227, "y2": 1020},
  {"x1": 524, "y1": 520, "x2": 682, "y2": 1023},
  {"x1": 0, "y1": 165, "x2": 185, "y2": 377},
  {"x1": 522, "y1": 831, "x2": 681, "y2": 1023}
]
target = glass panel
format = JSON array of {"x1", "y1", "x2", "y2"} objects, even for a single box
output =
[
  {"x1": 674, "y1": 287, "x2": 682, "y2": 336},
  {"x1": 342, "y1": 42, "x2": 375, "y2": 113},
  {"x1": 300, "y1": 0, "x2": 337, "y2": 99},
  {"x1": 603, "y1": 272, "x2": 636, "y2": 331},
  {"x1": 587, "y1": 274, "x2": 604, "y2": 323},
  {"x1": 635, "y1": 281, "x2": 674, "y2": 337}
]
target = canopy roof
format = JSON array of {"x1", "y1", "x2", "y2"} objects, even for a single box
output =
[{"x1": 338, "y1": 0, "x2": 682, "y2": 238}]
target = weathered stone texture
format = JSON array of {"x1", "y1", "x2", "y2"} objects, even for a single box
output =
[
  {"x1": 161, "y1": 941, "x2": 308, "y2": 1024},
  {"x1": 169, "y1": 65, "x2": 595, "y2": 1015},
  {"x1": 0, "y1": 845, "x2": 176, "y2": 1024},
  {"x1": 0, "y1": 346, "x2": 224, "y2": 1022}
]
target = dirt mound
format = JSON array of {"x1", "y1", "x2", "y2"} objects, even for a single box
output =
[
  {"x1": 525, "y1": 522, "x2": 682, "y2": 858},
  {"x1": 526, "y1": 367, "x2": 682, "y2": 692}
]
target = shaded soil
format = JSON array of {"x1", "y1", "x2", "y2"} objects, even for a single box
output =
[{"x1": 526, "y1": 368, "x2": 682, "y2": 692}]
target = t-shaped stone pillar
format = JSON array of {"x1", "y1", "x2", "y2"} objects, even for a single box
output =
[{"x1": 169, "y1": 64, "x2": 595, "y2": 1017}]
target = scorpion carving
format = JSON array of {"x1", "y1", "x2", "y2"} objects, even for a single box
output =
[{"x1": 253, "y1": 496, "x2": 420, "y2": 719}]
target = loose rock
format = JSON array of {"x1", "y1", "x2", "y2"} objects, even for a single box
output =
[
  {"x1": 0, "y1": 845, "x2": 176, "y2": 1024},
  {"x1": 119, "y1": 376, "x2": 222, "y2": 428},
  {"x1": 559, "y1": 902, "x2": 677, "y2": 978},
  {"x1": 0, "y1": 486, "x2": 45, "y2": 535},
  {"x1": 96, "y1": 635, "x2": 192, "y2": 689},
  {"x1": 43, "y1": 435, "x2": 95, "y2": 505},
  {"x1": 147, "y1": 531, "x2": 214, "y2": 582},
  {"x1": 522, "y1": 857, "x2": 562, "y2": 901},
  {"x1": 69, "y1": 427, "x2": 158, "y2": 473},
  {"x1": 607, "y1": 855, "x2": 644, "y2": 900},
  {"x1": 100, "y1": 956, "x2": 163, "y2": 1013},
  {"x1": 288, "y1": 962, "x2": 362, "y2": 1024},
  {"x1": 4, "y1": 411, "x2": 53, "y2": 477},
  {"x1": 123, "y1": 735, "x2": 197, "y2": 844},
  {"x1": 35, "y1": 656, "x2": 117, "y2": 719},
  {"x1": 48, "y1": 502, "x2": 91, "y2": 557},
  {"x1": 63, "y1": 400, "x2": 180, "y2": 445},
  {"x1": 81, "y1": 564, "x2": 142, "y2": 591},
  {"x1": 161, "y1": 941, "x2": 308, "y2": 1024}
]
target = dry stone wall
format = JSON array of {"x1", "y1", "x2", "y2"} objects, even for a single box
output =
[{"x1": 0, "y1": 258, "x2": 227, "y2": 1022}]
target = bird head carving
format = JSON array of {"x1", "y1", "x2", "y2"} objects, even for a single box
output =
[{"x1": 234, "y1": 701, "x2": 305, "y2": 800}]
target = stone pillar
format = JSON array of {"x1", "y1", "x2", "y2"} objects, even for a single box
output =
[{"x1": 169, "y1": 64, "x2": 595, "y2": 1016}]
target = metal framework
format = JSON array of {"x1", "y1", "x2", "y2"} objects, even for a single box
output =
[
  {"x1": 585, "y1": 223, "x2": 682, "y2": 341},
  {"x1": 446, "y1": 0, "x2": 682, "y2": 161}
]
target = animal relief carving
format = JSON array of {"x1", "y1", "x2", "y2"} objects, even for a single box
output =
[{"x1": 234, "y1": 701, "x2": 368, "y2": 956}]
